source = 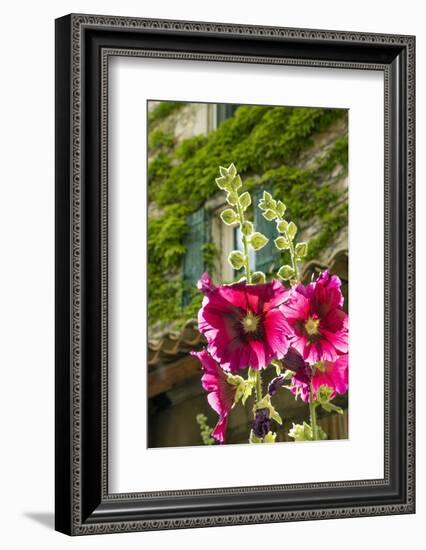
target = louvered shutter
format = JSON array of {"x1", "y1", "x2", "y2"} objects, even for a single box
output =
[
  {"x1": 253, "y1": 186, "x2": 280, "y2": 275},
  {"x1": 182, "y1": 208, "x2": 208, "y2": 305}
]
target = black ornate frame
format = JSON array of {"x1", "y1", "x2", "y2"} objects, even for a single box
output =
[{"x1": 55, "y1": 13, "x2": 415, "y2": 535}]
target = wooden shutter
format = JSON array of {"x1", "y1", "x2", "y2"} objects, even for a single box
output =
[
  {"x1": 253, "y1": 186, "x2": 280, "y2": 275},
  {"x1": 182, "y1": 208, "x2": 208, "y2": 305}
]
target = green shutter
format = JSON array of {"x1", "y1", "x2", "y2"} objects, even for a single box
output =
[
  {"x1": 253, "y1": 186, "x2": 280, "y2": 275},
  {"x1": 216, "y1": 104, "x2": 238, "y2": 126},
  {"x1": 182, "y1": 208, "x2": 208, "y2": 305}
]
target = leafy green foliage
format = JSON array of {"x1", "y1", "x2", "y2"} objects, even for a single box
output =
[
  {"x1": 148, "y1": 101, "x2": 186, "y2": 125},
  {"x1": 148, "y1": 129, "x2": 175, "y2": 152},
  {"x1": 147, "y1": 102, "x2": 348, "y2": 328},
  {"x1": 175, "y1": 134, "x2": 208, "y2": 161}
]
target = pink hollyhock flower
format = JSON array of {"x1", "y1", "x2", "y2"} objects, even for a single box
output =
[
  {"x1": 197, "y1": 272, "x2": 216, "y2": 294},
  {"x1": 197, "y1": 276, "x2": 293, "y2": 372},
  {"x1": 280, "y1": 271, "x2": 348, "y2": 365},
  {"x1": 288, "y1": 350, "x2": 349, "y2": 403},
  {"x1": 191, "y1": 349, "x2": 236, "y2": 443},
  {"x1": 311, "y1": 354, "x2": 348, "y2": 398}
]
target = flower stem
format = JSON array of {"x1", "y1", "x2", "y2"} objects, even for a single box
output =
[
  {"x1": 236, "y1": 196, "x2": 264, "y2": 426},
  {"x1": 288, "y1": 237, "x2": 299, "y2": 282},
  {"x1": 236, "y1": 201, "x2": 251, "y2": 284},
  {"x1": 277, "y1": 215, "x2": 299, "y2": 282},
  {"x1": 255, "y1": 370, "x2": 262, "y2": 402},
  {"x1": 309, "y1": 384, "x2": 318, "y2": 440}
]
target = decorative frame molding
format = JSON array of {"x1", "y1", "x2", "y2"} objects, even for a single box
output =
[{"x1": 55, "y1": 13, "x2": 415, "y2": 535}]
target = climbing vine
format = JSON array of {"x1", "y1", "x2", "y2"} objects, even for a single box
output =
[{"x1": 147, "y1": 102, "x2": 348, "y2": 329}]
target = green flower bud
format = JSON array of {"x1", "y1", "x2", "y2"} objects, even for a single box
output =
[
  {"x1": 263, "y1": 431, "x2": 277, "y2": 443},
  {"x1": 228, "y1": 250, "x2": 245, "y2": 270},
  {"x1": 250, "y1": 232, "x2": 268, "y2": 251},
  {"x1": 276, "y1": 219, "x2": 288, "y2": 233},
  {"x1": 220, "y1": 208, "x2": 238, "y2": 225},
  {"x1": 277, "y1": 265, "x2": 295, "y2": 281},
  {"x1": 317, "y1": 426, "x2": 328, "y2": 440},
  {"x1": 262, "y1": 209, "x2": 276, "y2": 221},
  {"x1": 241, "y1": 220, "x2": 254, "y2": 236},
  {"x1": 226, "y1": 191, "x2": 239, "y2": 206},
  {"x1": 295, "y1": 241, "x2": 308, "y2": 258},
  {"x1": 274, "y1": 236, "x2": 290, "y2": 250},
  {"x1": 287, "y1": 221, "x2": 298, "y2": 240},
  {"x1": 251, "y1": 271, "x2": 266, "y2": 284},
  {"x1": 288, "y1": 422, "x2": 313, "y2": 441},
  {"x1": 239, "y1": 191, "x2": 251, "y2": 210},
  {"x1": 276, "y1": 200, "x2": 286, "y2": 217}
]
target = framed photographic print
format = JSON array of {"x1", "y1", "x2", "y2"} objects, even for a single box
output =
[{"x1": 55, "y1": 14, "x2": 415, "y2": 535}]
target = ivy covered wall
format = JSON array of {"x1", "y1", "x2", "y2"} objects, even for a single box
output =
[{"x1": 147, "y1": 101, "x2": 348, "y2": 333}]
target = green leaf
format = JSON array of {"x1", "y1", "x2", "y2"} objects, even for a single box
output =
[
  {"x1": 248, "y1": 367, "x2": 258, "y2": 385},
  {"x1": 249, "y1": 430, "x2": 262, "y2": 444},
  {"x1": 250, "y1": 232, "x2": 268, "y2": 251},
  {"x1": 270, "y1": 408, "x2": 283, "y2": 425},
  {"x1": 295, "y1": 241, "x2": 308, "y2": 258},
  {"x1": 241, "y1": 220, "x2": 254, "y2": 236},
  {"x1": 228, "y1": 250, "x2": 245, "y2": 270},
  {"x1": 241, "y1": 383, "x2": 254, "y2": 405},
  {"x1": 287, "y1": 221, "x2": 298, "y2": 240},
  {"x1": 226, "y1": 373, "x2": 245, "y2": 386},
  {"x1": 271, "y1": 359, "x2": 282, "y2": 375},
  {"x1": 277, "y1": 265, "x2": 295, "y2": 281},
  {"x1": 255, "y1": 395, "x2": 282, "y2": 425},
  {"x1": 315, "y1": 384, "x2": 344, "y2": 415},
  {"x1": 219, "y1": 166, "x2": 228, "y2": 177},
  {"x1": 274, "y1": 236, "x2": 290, "y2": 250},
  {"x1": 239, "y1": 191, "x2": 251, "y2": 210},
  {"x1": 276, "y1": 220, "x2": 288, "y2": 233},
  {"x1": 220, "y1": 208, "x2": 238, "y2": 225},
  {"x1": 262, "y1": 209, "x2": 276, "y2": 221}
]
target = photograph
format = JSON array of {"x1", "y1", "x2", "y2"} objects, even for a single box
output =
[
  {"x1": 147, "y1": 100, "x2": 349, "y2": 447},
  {"x1": 52, "y1": 11, "x2": 415, "y2": 537}
]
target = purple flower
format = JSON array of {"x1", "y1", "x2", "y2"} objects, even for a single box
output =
[
  {"x1": 252, "y1": 408, "x2": 271, "y2": 438},
  {"x1": 268, "y1": 375, "x2": 286, "y2": 396}
]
